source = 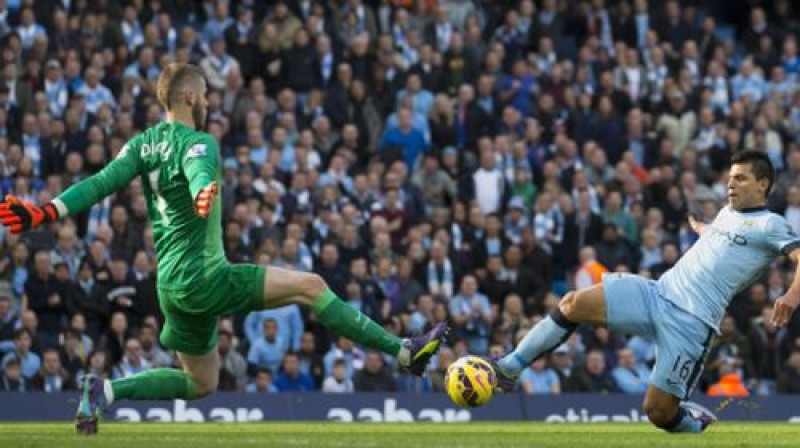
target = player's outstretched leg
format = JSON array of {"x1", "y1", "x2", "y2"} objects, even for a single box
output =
[
  {"x1": 261, "y1": 266, "x2": 449, "y2": 375},
  {"x1": 644, "y1": 386, "x2": 716, "y2": 434},
  {"x1": 75, "y1": 374, "x2": 105, "y2": 435},
  {"x1": 75, "y1": 351, "x2": 216, "y2": 434},
  {"x1": 404, "y1": 322, "x2": 450, "y2": 375},
  {"x1": 492, "y1": 284, "x2": 606, "y2": 391},
  {"x1": 681, "y1": 401, "x2": 717, "y2": 431}
]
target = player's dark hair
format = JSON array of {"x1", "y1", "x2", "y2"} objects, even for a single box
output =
[{"x1": 731, "y1": 150, "x2": 775, "y2": 195}]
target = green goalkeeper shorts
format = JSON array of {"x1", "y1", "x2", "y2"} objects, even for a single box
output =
[{"x1": 158, "y1": 264, "x2": 266, "y2": 355}]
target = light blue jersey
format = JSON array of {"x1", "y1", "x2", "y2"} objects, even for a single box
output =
[{"x1": 657, "y1": 206, "x2": 800, "y2": 333}]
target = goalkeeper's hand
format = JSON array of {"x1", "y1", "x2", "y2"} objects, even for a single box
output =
[
  {"x1": 0, "y1": 196, "x2": 59, "y2": 233},
  {"x1": 194, "y1": 181, "x2": 219, "y2": 218}
]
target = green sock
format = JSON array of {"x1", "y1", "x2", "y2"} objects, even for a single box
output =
[
  {"x1": 111, "y1": 368, "x2": 199, "y2": 401},
  {"x1": 312, "y1": 288, "x2": 404, "y2": 356}
]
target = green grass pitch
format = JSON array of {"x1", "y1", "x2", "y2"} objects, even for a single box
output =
[{"x1": 2, "y1": 423, "x2": 800, "y2": 448}]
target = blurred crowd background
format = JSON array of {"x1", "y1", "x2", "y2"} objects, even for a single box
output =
[{"x1": 1, "y1": 0, "x2": 800, "y2": 397}]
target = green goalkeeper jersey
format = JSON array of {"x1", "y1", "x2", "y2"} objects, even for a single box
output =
[{"x1": 57, "y1": 121, "x2": 224, "y2": 291}]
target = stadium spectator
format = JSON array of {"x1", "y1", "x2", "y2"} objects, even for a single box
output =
[
  {"x1": 595, "y1": 224, "x2": 636, "y2": 273},
  {"x1": 25, "y1": 251, "x2": 68, "y2": 350},
  {"x1": 450, "y1": 274, "x2": 493, "y2": 355},
  {"x1": 60, "y1": 329, "x2": 88, "y2": 379},
  {"x1": 0, "y1": 356, "x2": 26, "y2": 392},
  {"x1": 611, "y1": 348, "x2": 651, "y2": 394},
  {"x1": 748, "y1": 305, "x2": 787, "y2": 395},
  {"x1": 552, "y1": 344, "x2": 575, "y2": 386},
  {"x1": 51, "y1": 225, "x2": 83, "y2": 278},
  {"x1": 353, "y1": 350, "x2": 396, "y2": 392},
  {"x1": 706, "y1": 314, "x2": 754, "y2": 383},
  {"x1": 200, "y1": 36, "x2": 240, "y2": 91},
  {"x1": 30, "y1": 348, "x2": 75, "y2": 392},
  {"x1": 274, "y1": 352, "x2": 314, "y2": 392},
  {"x1": 99, "y1": 311, "x2": 131, "y2": 366},
  {"x1": 112, "y1": 337, "x2": 151, "y2": 379},
  {"x1": 323, "y1": 336, "x2": 363, "y2": 381},
  {"x1": 1, "y1": 329, "x2": 39, "y2": 380},
  {"x1": 519, "y1": 357, "x2": 561, "y2": 395},
  {"x1": 0, "y1": 294, "x2": 15, "y2": 353},
  {"x1": 322, "y1": 358, "x2": 354, "y2": 393},
  {"x1": 68, "y1": 259, "x2": 110, "y2": 342},
  {"x1": 408, "y1": 293, "x2": 436, "y2": 335},
  {"x1": 380, "y1": 107, "x2": 429, "y2": 172},
  {"x1": 649, "y1": 242, "x2": 680, "y2": 280},
  {"x1": 247, "y1": 318, "x2": 288, "y2": 376},
  {"x1": 564, "y1": 350, "x2": 619, "y2": 393},
  {"x1": 296, "y1": 331, "x2": 324, "y2": 389},
  {"x1": 784, "y1": 185, "x2": 800, "y2": 235},
  {"x1": 638, "y1": 229, "x2": 663, "y2": 271},
  {"x1": 479, "y1": 255, "x2": 512, "y2": 308},
  {"x1": 246, "y1": 367, "x2": 278, "y2": 394},
  {"x1": 107, "y1": 258, "x2": 144, "y2": 330},
  {"x1": 707, "y1": 357, "x2": 751, "y2": 397},
  {"x1": 346, "y1": 257, "x2": 385, "y2": 323},
  {"x1": 394, "y1": 256, "x2": 426, "y2": 316},
  {"x1": 139, "y1": 323, "x2": 173, "y2": 368},
  {"x1": 218, "y1": 329, "x2": 247, "y2": 391},
  {"x1": 584, "y1": 327, "x2": 625, "y2": 370},
  {"x1": 79, "y1": 349, "x2": 112, "y2": 381},
  {"x1": 244, "y1": 305, "x2": 304, "y2": 354},
  {"x1": 573, "y1": 246, "x2": 609, "y2": 290},
  {"x1": 777, "y1": 351, "x2": 800, "y2": 394}
]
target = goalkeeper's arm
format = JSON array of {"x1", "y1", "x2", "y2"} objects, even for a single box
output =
[
  {"x1": 182, "y1": 136, "x2": 220, "y2": 218},
  {"x1": 1, "y1": 145, "x2": 140, "y2": 233},
  {"x1": 52, "y1": 145, "x2": 141, "y2": 217}
]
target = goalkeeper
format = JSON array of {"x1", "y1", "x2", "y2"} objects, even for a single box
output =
[{"x1": 0, "y1": 63, "x2": 448, "y2": 434}]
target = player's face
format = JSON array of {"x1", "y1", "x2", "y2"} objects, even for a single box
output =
[
  {"x1": 728, "y1": 163, "x2": 768, "y2": 210},
  {"x1": 192, "y1": 80, "x2": 208, "y2": 129}
]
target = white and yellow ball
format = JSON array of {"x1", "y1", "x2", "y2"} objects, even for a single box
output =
[{"x1": 444, "y1": 356, "x2": 495, "y2": 408}]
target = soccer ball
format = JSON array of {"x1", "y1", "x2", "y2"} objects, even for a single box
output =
[{"x1": 445, "y1": 356, "x2": 495, "y2": 408}]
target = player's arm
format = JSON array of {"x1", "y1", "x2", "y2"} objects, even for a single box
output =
[
  {"x1": 772, "y1": 247, "x2": 800, "y2": 327},
  {"x1": 182, "y1": 136, "x2": 220, "y2": 218},
  {"x1": 0, "y1": 144, "x2": 140, "y2": 233},
  {"x1": 688, "y1": 213, "x2": 706, "y2": 235}
]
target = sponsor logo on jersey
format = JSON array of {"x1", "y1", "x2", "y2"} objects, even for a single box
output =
[
  {"x1": 187, "y1": 143, "x2": 207, "y2": 158},
  {"x1": 706, "y1": 224, "x2": 747, "y2": 246}
]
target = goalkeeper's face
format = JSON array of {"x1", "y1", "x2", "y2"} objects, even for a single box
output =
[{"x1": 191, "y1": 80, "x2": 208, "y2": 130}]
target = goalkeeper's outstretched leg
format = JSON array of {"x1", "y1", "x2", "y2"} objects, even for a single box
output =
[
  {"x1": 260, "y1": 266, "x2": 449, "y2": 375},
  {"x1": 76, "y1": 265, "x2": 448, "y2": 435}
]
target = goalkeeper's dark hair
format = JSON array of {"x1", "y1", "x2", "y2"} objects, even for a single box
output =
[
  {"x1": 731, "y1": 150, "x2": 775, "y2": 195},
  {"x1": 156, "y1": 62, "x2": 205, "y2": 110}
]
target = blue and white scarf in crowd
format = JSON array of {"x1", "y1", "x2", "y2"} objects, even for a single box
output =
[
  {"x1": 427, "y1": 258, "x2": 453, "y2": 299},
  {"x1": 450, "y1": 223, "x2": 463, "y2": 251}
]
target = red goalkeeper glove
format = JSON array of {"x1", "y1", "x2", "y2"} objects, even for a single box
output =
[
  {"x1": 0, "y1": 196, "x2": 59, "y2": 233},
  {"x1": 194, "y1": 181, "x2": 219, "y2": 218}
]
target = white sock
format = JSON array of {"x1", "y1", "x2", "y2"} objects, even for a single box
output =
[
  {"x1": 104, "y1": 379, "x2": 114, "y2": 405},
  {"x1": 397, "y1": 340, "x2": 412, "y2": 367},
  {"x1": 498, "y1": 312, "x2": 576, "y2": 378}
]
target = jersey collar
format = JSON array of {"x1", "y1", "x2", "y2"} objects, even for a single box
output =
[{"x1": 738, "y1": 206, "x2": 767, "y2": 213}]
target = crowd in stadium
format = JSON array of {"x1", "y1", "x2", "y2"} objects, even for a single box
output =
[{"x1": 1, "y1": 0, "x2": 800, "y2": 397}]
